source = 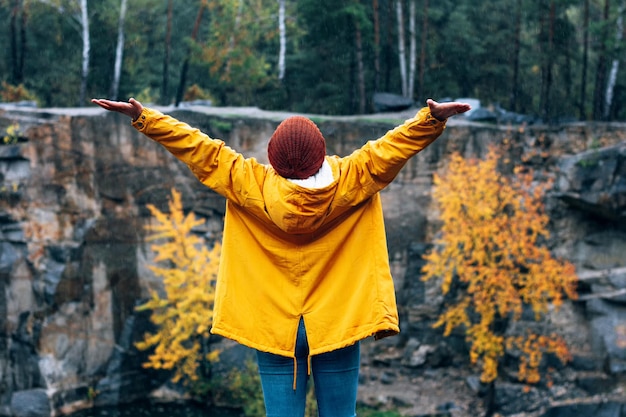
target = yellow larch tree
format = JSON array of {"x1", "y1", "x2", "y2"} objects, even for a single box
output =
[
  {"x1": 135, "y1": 188, "x2": 221, "y2": 387},
  {"x1": 422, "y1": 145, "x2": 578, "y2": 385}
]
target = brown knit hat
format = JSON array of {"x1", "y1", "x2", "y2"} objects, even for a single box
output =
[{"x1": 268, "y1": 116, "x2": 326, "y2": 179}]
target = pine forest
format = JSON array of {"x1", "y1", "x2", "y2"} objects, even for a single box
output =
[{"x1": 1, "y1": 0, "x2": 625, "y2": 121}]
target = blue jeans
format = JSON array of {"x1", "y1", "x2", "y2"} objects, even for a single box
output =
[{"x1": 256, "y1": 318, "x2": 360, "y2": 417}]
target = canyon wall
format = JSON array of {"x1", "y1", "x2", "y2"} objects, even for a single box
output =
[{"x1": 0, "y1": 104, "x2": 625, "y2": 417}]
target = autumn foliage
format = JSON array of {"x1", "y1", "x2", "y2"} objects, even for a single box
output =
[
  {"x1": 135, "y1": 189, "x2": 221, "y2": 385},
  {"x1": 422, "y1": 145, "x2": 578, "y2": 384},
  {"x1": 0, "y1": 81, "x2": 38, "y2": 103}
]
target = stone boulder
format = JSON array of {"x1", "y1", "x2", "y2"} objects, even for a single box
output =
[
  {"x1": 555, "y1": 143, "x2": 626, "y2": 221},
  {"x1": 10, "y1": 389, "x2": 50, "y2": 417},
  {"x1": 372, "y1": 92, "x2": 415, "y2": 113},
  {"x1": 540, "y1": 402, "x2": 626, "y2": 417}
]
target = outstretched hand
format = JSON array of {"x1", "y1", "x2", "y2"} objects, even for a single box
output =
[
  {"x1": 91, "y1": 97, "x2": 469, "y2": 123},
  {"x1": 427, "y1": 99, "x2": 471, "y2": 121},
  {"x1": 91, "y1": 98, "x2": 144, "y2": 121}
]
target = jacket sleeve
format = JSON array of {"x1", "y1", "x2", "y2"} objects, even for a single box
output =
[
  {"x1": 336, "y1": 106, "x2": 446, "y2": 204},
  {"x1": 131, "y1": 107, "x2": 264, "y2": 205}
]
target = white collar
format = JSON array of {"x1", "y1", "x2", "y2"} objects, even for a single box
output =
[{"x1": 288, "y1": 160, "x2": 334, "y2": 189}]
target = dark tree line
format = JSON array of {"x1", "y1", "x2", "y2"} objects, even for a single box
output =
[{"x1": 1, "y1": 0, "x2": 624, "y2": 120}]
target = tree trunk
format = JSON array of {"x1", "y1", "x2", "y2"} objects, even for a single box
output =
[
  {"x1": 278, "y1": 0, "x2": 286, "y2": 81},
  {"x1": 10, "y1": 0, "x2": 20, "y2": 84},
  {"x1": 509, "y1": 0, "x2": 522, "y2": 112},
  {"x1": 604, "y1": 0, "x2": 625, "y2": 120},
  {"x1": 79, "y1": 0, "x2": 90, "y2": 107},
  {"x1": 354, "y1": 17, "x2": 366, "y2": 114},
  {"x1": 383, "y1": 0, "x2": 393, "y2": 92},
  {"x1": 396, "y1": 0, "x2": 407, "y2": 96},
  {"x1": 372, "y1": 0, "x2": 381, "y2": 93},
  {"x1": 547, "y1": 1, "x2": 555, "y2": 119},
  {"x1": 19, "y1": 0, "x2": 26, "y2": 85},
  {"x1": 417, "y1": 0, "x2": 428, "y2": 102},
  {"x1": 8, "y1": 0, "x2": 27, "y2": 85},
  {"x1": 408, "y1": 0, "x2": 416, "y2": 100},
  {"x1": 539, "y1": 0, "x2": 555, "y2": 121},
  {"x1": 579, "y1": 0, "x2": 589, "y2": 119},
  {"x1": 176, "y1": 0, "x2": 207, "y2": 107},
  {"x1": 593, "y1": 0, "x2": 610, "y2": 120},
  {"x1": 110, "y1": 0, "x2": 128, "y2": 100},
  {"x1": 161, "y1": 0, "x2": 174, "y2": 104},
  {"x1": 483, "y1": 380, "x2": 496, "y2": 417}
]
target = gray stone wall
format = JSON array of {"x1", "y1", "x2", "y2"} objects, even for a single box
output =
[{"x1": 0, "y1": 105, "x2": 625, "y2": 417}]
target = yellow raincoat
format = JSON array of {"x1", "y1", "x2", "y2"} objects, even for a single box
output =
[{"x1": 132, "y1": 107, "x2": 446, "y2": 359}]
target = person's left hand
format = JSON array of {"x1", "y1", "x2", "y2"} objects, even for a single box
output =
[
  {"x1": 427, "y1": 99, "x2": 471, "y2": 121},
  {"x1": 91, "y1": 98, "x2": 143, "y2": 121}
]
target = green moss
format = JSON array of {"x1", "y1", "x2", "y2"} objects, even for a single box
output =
[
  {"x1": 357, "y1": 118, "x2": 405, "y2": 126},
  {"x1": 211, "y1": 119, "x2": 234, "y2": 133}
]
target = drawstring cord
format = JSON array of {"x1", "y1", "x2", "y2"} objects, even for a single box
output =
[
  {"x1": 293, "y1": 357, "x2": 297, "y2": 390},
  {"x1": 292, "y1": 354, "x2": 312, "y2": 391}
]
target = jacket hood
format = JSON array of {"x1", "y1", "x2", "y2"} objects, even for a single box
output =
[{"x1": 264, "y1": 158, "x2": 338, "y2": 235}]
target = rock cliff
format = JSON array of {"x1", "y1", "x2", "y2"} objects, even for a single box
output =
[{"x1": 0, "y1": 104, "x2": 625, "y2": 417}]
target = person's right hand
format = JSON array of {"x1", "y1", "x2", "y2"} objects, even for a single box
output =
[
  {"x1": 91, "y1": 98, "x2": 143, "y2": 121},
  {"x1": 427, "y1": 99, "x2": 471, "y2": 121}
]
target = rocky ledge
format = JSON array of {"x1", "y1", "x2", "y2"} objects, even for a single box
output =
[{"x1": 1, "y1": 105, "x2": 625, "y2": 417}]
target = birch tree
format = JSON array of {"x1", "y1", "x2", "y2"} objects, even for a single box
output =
[
  {"x1": 593, "y1": 0, "x2": 610, "y2": 120},
  {"x1": 277, "y1": 0, "x2": 286, "y2": 81},
  {"x1": 396, "y1": 0, "x2": 408, "y2": 96},
  {"x1": 417, "y1": 0, "x2": 429, "y2": 102},
  {"x1": 78, "y1": 0, "x2": 89, "y2": 106},
  {"x1": 407, "y1": 0, "x2": 416, "y2": 99},
  {"x1": 604, "y1": 0, "x2": 625, "y2": 120},
  {"x1": 110, "y1": 0, "x2": 128, "y2": 100},
  {"x1": 396, "y1": 0, "x2": 416, "y2": 99}
]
